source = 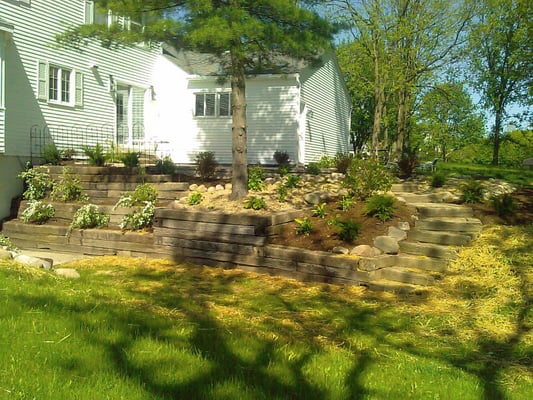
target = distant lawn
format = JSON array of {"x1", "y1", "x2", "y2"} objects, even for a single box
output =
[
  {"x1": 438, "y1": 162, "x2": 533, "y2": 187},
  {"x1": 1, "y1": 225, "x2": 531, "y2": 399}
]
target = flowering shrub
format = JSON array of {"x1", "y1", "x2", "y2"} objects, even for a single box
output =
[
  {"x1": 67, "y1": 204, "x2": 109, "y2": 237},
  {"x1": 119, "y1": 201, "x2": 155, "y2": 230},
  {"x1": 21, "y1": 200, "x2": 55, "y2": 224},
  {"x1": 18, "y1": 164, "x2": 52, "y2": 200},
  {"x1": 51, "y1": 167, "x2": 88, "y2": 202},
  {"x1": 343, "y1": 157, "x2": 394, "y2": 200},
  {"x1": 114, "y1": 183, "x2": 158, "y2": 231}
]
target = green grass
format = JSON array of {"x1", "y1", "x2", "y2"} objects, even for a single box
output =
[
  {"x1": 439, "y1": 162, "x2": 533, "y2": 187},
  {"x1": 0, "y1": 225, "x2": 531, "y2": 399}
]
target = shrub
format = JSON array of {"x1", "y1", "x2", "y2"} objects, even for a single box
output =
[
  {"x1": 343, "y1": 156, "x2": 394, "y2": 200},
  {"x1": 305, "y1": 162, "x2": 321, "y2": 175},
  {"x1": 115, "y1": 183, "x2": 158, "y2": 208},
  {"x1": 460, "y1": 180, "x2": 484, "y2": 203},
  {"x1": 492, "y1": 193, "x2": 517, "y2": 217},
  {"x1": 67, "y1": 204, "x2": 109, "y2": 237},
  {"x1": 0, "y1": 234, "x2": 17, "y2": 251},
  {"x1": 83, "y1": 144, "x2": 106, "y2": 166},
  {"x1": 187, "y1": 192, "x2": 203, "y2": 206},
  {"x1": 277, "y1": 164, "x2": 291, "y2": 177},
  {"x1": 155, "y1": 156, "x2": 175, "y2": 175},
  {"x1": 20, "y1": 200, "x2": 55, "y2": 224},
  {"x1": 248, "y1": 166, "x2": 266, "y2": 191},
  {"x1": 339, "y1": 194, "x2": 354, "y2": 211},
  {"x1": 430, "y1": 171, "x2": 447, "y2": 188},
  {"x1": 50, "y1": 167, "x2": 88, "y2": 202},
  {"x1": 62, "y1": 148, "x2": 77, "y2": 161},
  {"x1": 295, "y1": 217, "x2": 313, "y2": 236},
  {"x1": 363, "y1": 194, "x2": 395, "y2": 222},
  {"x1": 311, "y1": 203, "x2": 327, "y2": 218},
  {"x1": 317, "y1": 154, "x2": 335, "y2": 169},
  {"x1": 195, "y1": 151, "x2": 218, "y2": 180},
  {"x1": 114, "y1": 183, "x2": 158, "y2": 231},
  {"x1": 334, "y1": 152, "x2": 354, "y2": 174},
  {"x1": 119, "y1": 201, "x2": 156, "y2": 231},
  {"x1": 397, "y1": 154, "x2": 419, "y2": 178},
  {"x1": 273, "y1": 151, "x2": 290, "y2": 166},
  {"x1": 278, "y1": 185, "x2": 288, "y2": 202},
  {"x1": 120, "y1": 151, "x2": 140, "y2": 168},
  {"x1": 18, "y1": 164, "x2": 52, "y2": 200},
  {"x1": 42, "y1": 144, "x2": 62, "y2": 165},
  {"x1": 330, "y1": 218, "x2": 360, "y2": 242},
  {"x1": 244, "y1": 196, "x2": 267, "y2": 210},
  {"x1": 284, "y1": 175, "x2": 301, "y2": 189}
]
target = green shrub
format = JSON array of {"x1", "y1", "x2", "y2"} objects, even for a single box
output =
[
  {"x1": 277, "y1": 164, "x2": 291, "y2": 177},
  {"x1": 363, "y1": 194, "x2": 396, "y2": 222},
  {"x1": 18, "y1": 164, "x2": 52, "y2": 200},
  {"x1": 83, "y1": 144, "x2": 106, "y2": 166},
  {"x1": 305, "y1": 162, "x2": 321, "y2": 175},
  {"x1": 187, "y1": 192, "x2": 203, "y2": 206},
  {"x1": 42, "y1": 144, "x2": 62, "y2": 165},
  {"x1": 155, "y1": 156, "x2": 175, "y2": 175},
  {"x1": 115, "y1": 183, "x2": 158, "y2": 208},
  {"x1": 120, "y1": 151, "x2": 140, "y2": 168},
  {"x1": 284, "y1": 175, "x2": 301, "y2": 189},
  {"x1": 114, "y1": 183, "x2": 158, "y2": 231},
  {"x1": 330, "y1": 218, "x2": 360, "y2": 243},
  {"x1": 397, "y1": 154, "x2": 419, "y2": 178},
  {"x1": 195, "y1": 151, "x2": 218, "y2": 180},
  {"x1": 0, "y1": 234, "x2": 17, "y2": 251},
  {"x1": 460, "y1": 180, "x2": 484, "y2": 203},
  {"x1": 295, "y1": 217, "x2": 313, "y2": 236},
  {"x1": 244, "y1": 196, "x2": 267, "y2": 210},
  {"x1": 119, "y1": 201, "x2": 156, "y2": 231},
  {"x1": 317, "y1": 154, "x2": 335, "y2": 169},
  {"x1": 334, "y1": 152, "x2": 354, "y2": 174},
  {"x1": 343, "y1": 157, "x2": 394, "y2": 200},
  {"x1": 273, "y1": 150, "x2": 290, "y2": 166},
  {"x1": 248, "y1": 166, "x2": 266, "y2": 191},
  {"x1": 339, "y1": 194, "x2": 354, "y2": 211},
  {"x1": 430, "y1": 171, "x2": 447, "y2": 188},
  {"x1": 50, "y1": 167, "x2": 88, "y2": 202},
  {"x1": 311, "y1": 203, "x2": 327, "y2": 219},
  {"x1": 278, "y1": 185, "x2": 288, "y2": 202},
  {"x1": 492, "y1": 193, "x2": 517, "y2": 217},
  {"x1": 67, "y1": 204, "x2": 109, "y2": 237},
  {"x1": 20, "y1": 200, "x2": 55, "y2": 224}
]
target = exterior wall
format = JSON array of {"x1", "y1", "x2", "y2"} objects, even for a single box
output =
[
  {"x1": 300, "y1": 52, "x2": 351, "y2": 164},
  {"x1": 1, "y1": 0, "x2": 161, "y2": 159},
  {"x1": 0, "y1": 155, "x2": 27, "y2": 221},
  {"x1": 0, "y1": 29, "x2": 8, "y2": 153}
]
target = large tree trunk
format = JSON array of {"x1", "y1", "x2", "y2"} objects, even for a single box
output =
[
  {"x1": 491, "y1": 106, "x2": 503, "y2": 166},
  {"x1": 230, "y1": 47, "x2": 248, "y2": 200},
  {"x1": 395, "y1": 87, "x2": 408, "y2": 160}
]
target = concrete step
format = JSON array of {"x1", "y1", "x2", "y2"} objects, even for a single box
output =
[
  {"x1": 377, "y1": 267, "x2": 435, "y2": 286},
  {"x1": 400, "y1": 241, "x2": 456, "y2": 259},
  {"x1": 413, "y1": 203, "x2": 473, "y2": 218},
  {"x1": 407, "y1": 229, "x2": 472, "y2": 246},
  {"x1": 415, "y1": 217, "x2": 483, "y2": 233}
]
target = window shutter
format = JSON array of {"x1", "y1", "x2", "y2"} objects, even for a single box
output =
[
  {"x1": 75, "y1": 71, "x2": 83, "y2": 106},
  {"x1": 37, "y1": 61, "x2": 47, "y2": 101}
]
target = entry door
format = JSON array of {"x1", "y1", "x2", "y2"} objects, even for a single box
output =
[{"x1": 116, "y1": 85, "x2": 130, "y2": 145}]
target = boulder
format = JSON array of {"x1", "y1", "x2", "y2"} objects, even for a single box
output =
[
  {"x1": 332, "y1": 246, "x2": 349, "y2": 254},
  {"x1": 373, "y1": 236, "x2": 399, "y2": 254},
  {"x1": 54, "y1": 268, "x2": 81, "y2": 279},
  {"x1": 398, "y1": 221, "x2": 410, "y2": 231},
  {"x1": 350, "y1": 245, "x2": 382, "y2": 257},
  {"x1": 13, "y1": 254, "x2": 53, "y2": 270},
  {"x1": 0, "y1": 249, "x2": 12, "y2": 260},
  {"x1": 215, "y1": 184, "x2": 225, "y2": 191},
  {"x1": 189, "y1": 183, "x2": 199, "y2": 191},
  {"x1": 388, "y1": 226, "x2": 407, "y2": 241},
  {"x1": 304, "y1": 192, "x2": 329, "y2": 205}
]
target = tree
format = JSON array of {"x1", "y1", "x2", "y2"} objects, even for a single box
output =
[
  {"x1": 414, "y1": 82, "x2": 485, "y2": 161},
  {"x1": 59, "y1": 1, "x2": 335, "y2": 199},
  {"x1": 468, "y1": 0, "x2": 532, "y2": 165}
]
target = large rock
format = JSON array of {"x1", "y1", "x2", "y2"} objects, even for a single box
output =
[
  {"x1": 350, "y1": 245, "x2": 382, "y2": 257},
  {"x1": 373, "y1": 236, "x2": 399, "y2": 254},
  {"x1": 388, "y1": 226, "x2": 407, "y2": 241},
  {"x1": 332, "y1": 246, "x2": 349, "y2": 254},
  {"x1": 0, "y1": 249, "x2": 12, "y2": 260},
  {"x1": 13, "y1": 254, "x2": 53, "y2": 270},
  {"x1": 54, "y1": 268, "x2": 81, "y2": 279},
  {"x1": 304, "y1": 192, "x2": 329, "y2": 205}
]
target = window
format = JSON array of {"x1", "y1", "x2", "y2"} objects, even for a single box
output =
[
  {"x1": 195, "y1": 92, "x2": 231, "y2": 117},
  {"x1": 37, "y1": 61, "x2": 83, "y2": 106}
]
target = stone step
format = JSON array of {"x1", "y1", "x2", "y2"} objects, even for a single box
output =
[
  {"x1": 359, "y1": 280, "x2": 427, "y2": 295},
  {"x1": 407, "y1": 229, "x2": 472, "y2": 246},
  {"x1": 394, "y1": 192, "x2": 447, "y2": 203},
  {"x1": 377, "y1": 266, "x2": 435, "y2": 286},
  {"x1": 415, "y1": 217, "x2": 483, "y2": 233},
  {"x1": 359, "y1": 254, "x2": 448, "y2": 273},
  {"x1": 413, "y1": 203, "x2": 473, "y2": 218},
  {"x1": 400, "y1": 241, "x2": 456, "y2": 259},
  {"x1": 391, "y1": 183, "x2": 422, "y2": 192}
]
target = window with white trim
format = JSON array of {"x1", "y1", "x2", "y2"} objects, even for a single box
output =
[
  {"x1": 195, "y1": 92, "x2": 231, "y2": 117},
  {"x1": 37, "y1": 61, "x2": 83, "y2": 107}
]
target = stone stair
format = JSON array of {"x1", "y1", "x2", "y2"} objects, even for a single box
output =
[{"x1": 365, "y1": 182, "x2": 483, "y2": 292}]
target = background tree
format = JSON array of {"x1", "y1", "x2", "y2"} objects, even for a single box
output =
[
  {"x1": 59, "y1": 0, "x2": 335, "y2": 199},
  {"x1": 467, "y1": 0, "x2": 532, "y2": 165}
]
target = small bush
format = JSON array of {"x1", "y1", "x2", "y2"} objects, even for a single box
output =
[
  {"x1": 278, "y1": 185, "x2": 288, "y2": 202},
  {"x1": 317, "y1": 154, "x2": 335, "y2": 169},
  {"x1": 248, "y1": 166, "x2": 266, "y2": 191},
  {"x1": 273, "y1": 151, "x2": 290, "y2": 166},
  {"x1": 42, "y1": 144, "x2": 62, "y2": 165},
  {"x1": 330, "y1": 218, "x2": 360, "y2": 243},
  {"x1": 284, "y1": 175, "x2": 301, "y2": 189},
  {"x1": 67, "y1": 204, "x2": 109, "y2": 237},
  {"x1": 492, "y1": 193, "x2": 517, "y2": 217},
  {"x1": 334, "y1": 152, "x2": 354, "y2": 174},
  {"x1": 277, "y1": 164, "x2": 291, "y2": 177},
  {"x1": 343, "y1": 156, "x2": 394, "y2": 200},
  {"x1": 18, "y1": 164, "x2": 52, "y2": 200},
  {"x1": 21, "y1": 200, "x2": 55, "y2": 224},
  {"x1": 339, "y1": 194, "x2": 354, "y2": 211},
  {"x1": 114, "y1": 183, "x2": 158, "y2": 231},
  {"x1": 397, "y1": 155, "x2": 419, "y2": 178},
  {"x1": 305, "y1": 162, "x2": 321, "y2": 175},
  {"x1": 460, "y1": 180, "x2": 484, "y2": 203},
  {"x1": 50, "y1": 167, "x2": 88, "y2": 202},
  {"x1": 115, "y1": 183, "x2": 158, "y2": 208},
  {"x1": 187, "y1": 192, "x2": 203, "y2": 206},
  {"x1": 295, "y1": 217, "x2": 313, "y2": 236},
  {"x1": 244, "y1": 196, "x2": 267, "y2": 210},
  {"x1": 0, "y1": 234, "x2": 17, "y2": 251},
  {"x1": 83, "y1": 144, "x2": 106, "y2": 166},
  {"x1": 119, "y1": 201, "x2": 156, "y2": 231},
  {"x1": 430, "y1": 171, "x2": 447, "y2": 188},
  {"x1": 120, "y1": 151, "x2": 140, "y2": 168},
  {"x1": 311, "y1": 203, "x2": 327, "y2": 219},
  {"x1": 155, "y1": 156, "x2": 175, "y2": 175},
  {"x1": 363, "y1": 194, "x2": 395, "y2": 222},
  {"x1": 195, "y1": 151, "x2": 218, "y2": 180}
]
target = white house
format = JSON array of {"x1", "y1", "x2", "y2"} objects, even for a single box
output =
[{"x1": 0, "y1": 0, "x2": 352, "y2": 221}]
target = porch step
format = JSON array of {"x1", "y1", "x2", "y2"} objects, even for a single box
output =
[
  {"x1": 413, "y1": 203, "x2": 473, "y2": 218},
  {"x1": 399, "y1": 241, "x2": 456, "y2": 259},
  {"x1": 415, "y1": 217, "x2": 483, "y2": 233},
  {"x1": 407, "y1": 229, "x2": 473, "y2": 246}
]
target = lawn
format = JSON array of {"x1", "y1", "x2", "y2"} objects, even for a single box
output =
[
  {"x1": 437, "y1": 162, "x2": 533, "y2": 187},
  {"x1": 0, "y1": 223, "x2": 531, "y2": 399}
]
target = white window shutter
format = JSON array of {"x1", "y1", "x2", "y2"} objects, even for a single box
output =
[
  {"x1": 37, "y1": 61, "x2": 47, "y2": 101},
  {"x1": 75, "y1": 71, "x2": 83, "y2": 106}
]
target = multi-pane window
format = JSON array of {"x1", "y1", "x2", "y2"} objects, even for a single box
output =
[
  {"x1": 48, "y1": 66, "x2": 71, "y2": 103},
  {"x1": 38, "y1": 61, "x2": 83, "y2": 107},
  {"x1": 195, "y1": 92, "x2": 231, "y2": 117}
]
